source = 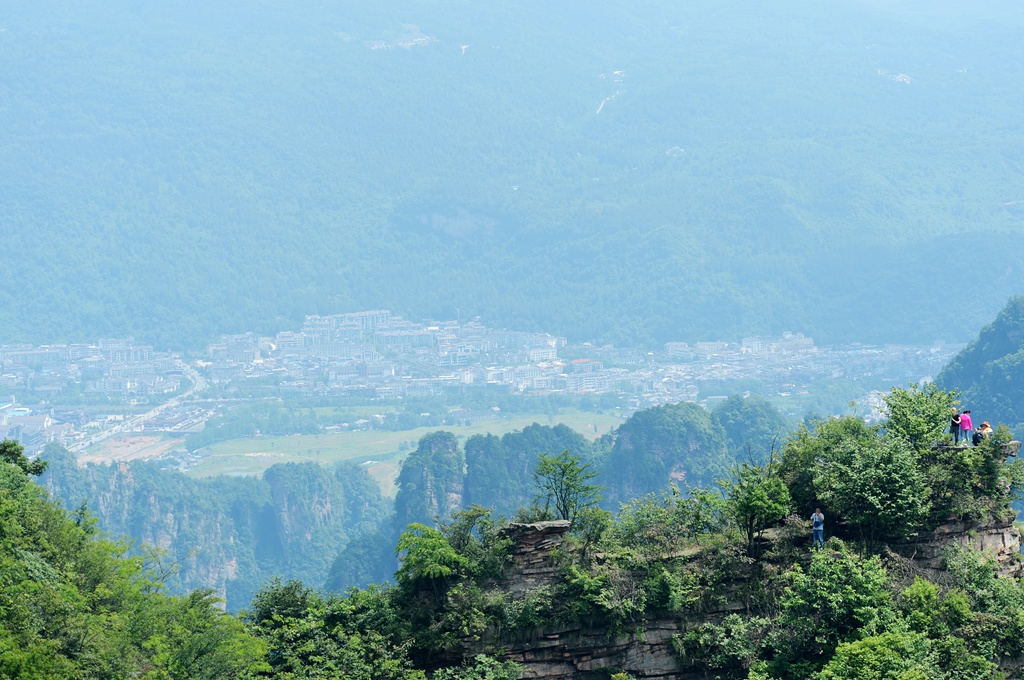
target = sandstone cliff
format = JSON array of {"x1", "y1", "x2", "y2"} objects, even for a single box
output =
[{"x1": 485, "y1": 515, "x2": 1024, "y2": 680}]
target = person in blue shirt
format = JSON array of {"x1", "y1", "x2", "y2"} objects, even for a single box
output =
[{"x1": 811, "y1": 508, "x2": 825, "y2": 548}]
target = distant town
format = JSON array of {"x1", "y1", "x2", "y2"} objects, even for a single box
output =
[{"x1": 1, "y1": 309, "x2": 961, "y2": 457}]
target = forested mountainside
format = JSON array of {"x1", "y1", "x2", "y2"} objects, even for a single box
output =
[
  {"x1": 39, "y1": 446, "x2": 389, "y2": 611},
  {"x1": 4, "y1": 0, "x2": 1024, "y2": 349},
  {"x1": 937, "y1": 296, "x2": 1024, "y2": 436}
]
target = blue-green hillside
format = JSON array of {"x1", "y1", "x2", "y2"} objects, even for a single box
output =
[{"x1": 3, "y1": 1, "x2": 1023, "y2": 348}]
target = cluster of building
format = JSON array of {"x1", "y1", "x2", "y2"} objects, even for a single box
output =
[
  {"x1": 0, "y1": 404, "x2": 73, "y2": 452},
  {"x1": 204, "y1": 310, "x2": 568, "y2": 398},
  {"x1": 201, "y1": 312, "x2": 958, "y2": 409},
  {"x1": 627, "y1": 334, "x2": 957, "y2": 409},
  {"x1": 0, "y1": 339, "x2": 185, "y2": 452},
  {"x1": 0, "y1": 311, "x2": 961, "y2": 454},
  {"x1": 0, "y1": 338, "x2": 183, "y2": 398}
]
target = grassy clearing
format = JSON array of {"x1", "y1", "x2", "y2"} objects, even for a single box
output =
[
  {"x1": 186, "y1": 410, "x2": 625, "y2": 495},
  {"x1": 310, "y1": 405, "x2": 384, "y2": 418}
]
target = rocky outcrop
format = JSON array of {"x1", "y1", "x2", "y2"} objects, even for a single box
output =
[
  {"x1": 896, "y1": 441, "x2": 1022, "y2": 579},
  {"x1": 500, "y1": 520, "x2": 571, "y2": 592},
  {"x1": 932, "y1": 440, "x2": 1021, "y2": 459},
  {"x1": 891, "y1": 518, "x2": 1023, "y2": 579},
  {"x1": 489, "y1": 517, "x2": 1024, "y2": 679},
  {"x1": 393, "y1": 431, "x2": 464, "y2": 529},
  {"x1": 493, "y1": 522, "x2": 735, "y2": 679}
]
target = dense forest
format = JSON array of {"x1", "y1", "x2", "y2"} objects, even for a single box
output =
[
  {"x1": 3, "y1": 0, "x2": 1024, "y2": 349},
  {"x1": 6, "y1": 380, "x2": 1024, "y2": 678}
]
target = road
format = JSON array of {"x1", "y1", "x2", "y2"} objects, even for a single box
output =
[{"x1": 68, "y1": 361, "x2": 207, "y2": 453}]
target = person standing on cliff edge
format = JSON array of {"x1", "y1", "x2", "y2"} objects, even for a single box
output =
[
  {"x1": 960, "y1": 410, "x2": 974, "y2": 446},
  {"x1": 811, "y1": 507, "x2": 825, "y2": 549}
]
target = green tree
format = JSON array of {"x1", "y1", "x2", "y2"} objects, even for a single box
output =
[
  {"x1": 438, "y1": 505, "x2": 514, "y2": 580},
  {"x1": 768, "y1": 541, "x2": 894, "y2": 678},
  {"x1": 723, "y1": 461, "x2": 791, "y2": 554},
  {"x1": 0, "y1": 438, "x2": 47, "y2": 476},
  {"x1": 532, "y1": 450, "x2": 602, "y2": 526},
  {"x1": 818, "y1": 631, "x2": 935, "y2": 680},
  {"x1": 394, "y1": 524, "x2": 469, "y2": 590},
  {"x1": 882, "y1": 383, "x2": 958, "y2": 451},
  {"x1": 814, "y1": 436, "x2": 930, "y2": 545},
  {"x1": 779, "y1": 416, "x2": 878, "y2": 515},
  {"x1": 244, "y1": 579, "x2": 425, "y2": 680},
  {"x1": 779, "y1": 417, "x2": 931, "y2": 544}
]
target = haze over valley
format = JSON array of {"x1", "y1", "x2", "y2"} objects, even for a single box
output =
[{"x1": 3, "y1": 0, "x2": 1023, "y2": 349}]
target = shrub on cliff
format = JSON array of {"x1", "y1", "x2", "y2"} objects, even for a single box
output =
[{"x1": 723, "y1": 459, "x2": 791, "y2": 554}]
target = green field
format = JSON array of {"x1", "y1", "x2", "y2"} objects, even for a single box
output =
[{"x1": 186, "y1": 411, "x2": 625, "y2": 495}]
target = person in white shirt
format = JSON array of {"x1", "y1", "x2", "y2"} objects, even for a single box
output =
[{"x1": 811, "y1": 508, "x2": 825, "y2": 549}]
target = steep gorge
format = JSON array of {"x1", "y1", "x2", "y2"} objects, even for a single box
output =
[{"x1": 40, "y1": 445, "x2": 389, "y2": 610}]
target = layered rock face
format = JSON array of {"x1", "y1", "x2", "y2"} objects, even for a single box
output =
[
  {"x1": 505, "y1": 620, "x2": 686, "y2": 680},
  {"x1": 892, "y1": 519, "x2": 1023, "y2": 579},
  {"x1": 490, "y1": 514, "x2": 1024, "y2": 680},
  {"x1": 495, "y1": 521, "x2": 724, "y2": 679},
  {"x1": 499, "y1": 520, "x2": 571, "y2": 593}
]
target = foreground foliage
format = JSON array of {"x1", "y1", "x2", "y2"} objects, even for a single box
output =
[{"x1": 0, "y1": 441, "x2": 267, "y2": 679}]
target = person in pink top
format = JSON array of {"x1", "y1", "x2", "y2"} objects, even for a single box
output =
[{"x1": 960, "y1": 410, "x2": 974, "y2": 446}]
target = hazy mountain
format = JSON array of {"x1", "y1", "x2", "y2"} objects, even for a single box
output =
[{"x1": 3, "y1": 0, "x2": 1023, "y2": 348}]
